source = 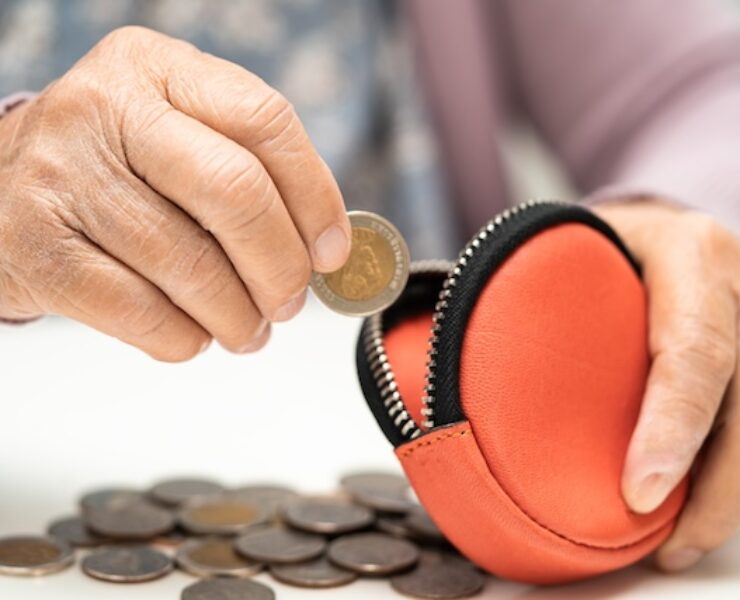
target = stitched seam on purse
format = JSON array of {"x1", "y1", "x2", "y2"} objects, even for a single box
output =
[
  {"x1": 402, "y1": 423, "x2": 677, "y2": 552},
  {"x1": 398, "y1": 427, "x2": 470, "y2": 458}
]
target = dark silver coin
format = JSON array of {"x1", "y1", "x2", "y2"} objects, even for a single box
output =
[
  {"x1": 149, "y1": 477, "x2": 224, "y2": 507},
  {"x1": 81, "y1": 545, "x2": 173, "y2": 583},
  {"x1": 375, "y1": 513, "x2": 416, "y2": 539},
  {"x1": 79, "y1": 488, "x2": 147, "y2": 513},
  {"x1": 85, "y1": 502, "x2": 175, "y2": 540},
  {"x1": 181, "y1": 578, "x2": 275, "y2": 600},
  {"x1": 178, "y1": 495, "x2": 269, "y2": 536},
  {"x1": 340, "y1": 472, "x2": 416, "y2": 513},
  {"x1": 0, "y1": 536, "x2": 74, "y2": 576},
  {"x1": 175, "y1": 537, "x2": 263, "y2": 578},
  {"x1": 270, "y1": 556, "x2": 357, "y2": 588},
  {"x1": 281, "y1": 497, "x2": 374, "y2": 534},
  {"x1": 328, "y1": 532, "x2": 419, "y2": 575},
  {"x1": 48, "y1": 515, "x2": 108, "y2": 548},
  {"x1": 404, "y1": 508, "x2": 446, "y2": 544},
  {"x1": 234, "y1": 525, "x2": 326, "y2": 564},
  {"x1": 390, "y1": 551, "x2": 485, "y2": 598},
  {"x1": 230, "y1": 485, "x2": 300, "y2": 519}
]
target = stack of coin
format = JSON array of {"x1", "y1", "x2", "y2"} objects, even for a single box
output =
[{"x1": 0, "y1": 472, "x2": 486, "y2": 599}]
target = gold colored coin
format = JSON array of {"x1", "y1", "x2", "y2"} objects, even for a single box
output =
[
  {"x1": 0, "y1": 536, "x2": 74, "y2": 576},
  {"x1": 311, "y1": 211, "x2": 410, "y2": 316},
  {"x1": 178, "y1": 495, "x2": 269, "y2": 535},
  {"x1": 175, "y1": 538, "x2": 263, "y2": 578}
]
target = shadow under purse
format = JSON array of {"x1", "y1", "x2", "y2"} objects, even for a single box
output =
[{"x1": 355, "y1": 200, "x2": 688, "y2": 584}]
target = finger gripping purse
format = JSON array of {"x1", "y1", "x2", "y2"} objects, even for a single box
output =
[{"x1": 356, "y1": 201, "x2": 688, "y2": 584}]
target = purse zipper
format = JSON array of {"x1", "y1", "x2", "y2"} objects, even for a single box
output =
[
  {"x1": 361, "y1": 260, "x2": 453, "y2": 442},
  {"x1": 421, "y1": 199, "x2": 562, "y2": 429}
]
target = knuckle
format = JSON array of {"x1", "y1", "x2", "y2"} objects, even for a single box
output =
[
  {"x1": 122, "y1": 101, "x2": 172, "y2": 154},
  {"x1": 660, "y1": 394, "x2": 717, "y2": 438},
  {"x1": 273, "y1": 254, "x2": 312, "y2": 297},
  {"x1": 213, "y1": 164, "x2": 278, "y2": 235},
  {"x1": 176, "y1": 236, "x2": 233, "y2": 300},
  {"x1": 96, "y1": 26, "x2": 159, "y2": 53},
  {"x1": 672, "y1": 318, "x2": 736, "y2": 380},
  {"x1": 46, "y1": 70, "x2": 107, "y2": 125},
  {"x1": 222, "y1": 318, "x2": 268, "y2": 353},
  {"x1": 119, "y1": 296, "x2": 173, "y2": 340},
  {"x1": 210, "y1": 151, "x2": 261, "y2": 205},
  {"x1": 250, "y1": 89, "x2": 303, "y2": 150},
  {"x1": 249, "y1": 249, "x2": 311, "y2": 308}
]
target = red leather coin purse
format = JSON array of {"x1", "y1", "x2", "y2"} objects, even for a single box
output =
[{"x1": 356, "y1": 201, "x2": 688, "y2": 584}]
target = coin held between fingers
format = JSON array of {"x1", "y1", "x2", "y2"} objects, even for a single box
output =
[{"x1": 310, "y1": 211, "x2": 410, "y2": 317}]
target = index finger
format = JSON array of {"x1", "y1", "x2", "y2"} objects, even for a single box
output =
[{"x1": 153, "y1": 35, "x2": 351, "y2": 273}]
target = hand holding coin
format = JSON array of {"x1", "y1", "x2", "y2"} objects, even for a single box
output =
[{"x1": 311, "y1": 211, "x2": 410, "y2": 317}]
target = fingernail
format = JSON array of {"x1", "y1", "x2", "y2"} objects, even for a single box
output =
[
  {"x1": 661, "y1": 547, "x2": 703, "y2": 572},
  {"x1": 237, "y1": 321, "x2": 270, "y2": 354},
  {"x1": 628, "y1": 472, "x2": 675, "y2": 513},
  {"x1": 314, "y1": 224, "x2": 349, "y2": 271},
  {"x1": 272, "y1": 290, "x2": 306, "y2": 322}
]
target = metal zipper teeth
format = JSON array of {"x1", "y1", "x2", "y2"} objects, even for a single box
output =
[
  {"x1": 421, "y1": 199, "x2": 564, "y2": 429},
  {"x1": 363, "y1": 259, "x2": 454, "y2": 442}
]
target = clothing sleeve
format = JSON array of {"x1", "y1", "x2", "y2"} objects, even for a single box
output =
[
  {"x1": 501, "y1": 0, "x2": 740, "y2": 231},
  {"x1": 0, "y1": 91, "x2": 35, "y2": 118}
]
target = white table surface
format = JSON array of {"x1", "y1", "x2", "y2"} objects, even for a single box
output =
[{"x1": 0, "y1": 298, "x2": 738, "y2": 599}]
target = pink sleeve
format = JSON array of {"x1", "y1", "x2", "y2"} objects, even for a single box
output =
[
  {"x1": 0, "y1": 91, "x2": 35, "y2": 118},
  {"x1": 502, "y1": 0, "x2": 740, "y2": 232}
]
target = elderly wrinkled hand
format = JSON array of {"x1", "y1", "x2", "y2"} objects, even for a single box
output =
[
  {"x1": 0, "y1": 26, "x2": 351, "y2": 361},
  {"x1": 597, "y1": 200, "x2": 740, "y2": 573}
]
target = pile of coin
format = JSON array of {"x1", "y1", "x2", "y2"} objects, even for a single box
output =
[{"x1": 0, "y1": 472, "x2": 486, "y2": 598}]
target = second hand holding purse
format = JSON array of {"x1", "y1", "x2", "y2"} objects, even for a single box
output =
[{"x1": 356, "y1": 200, "x2": 688, "y2": 584}]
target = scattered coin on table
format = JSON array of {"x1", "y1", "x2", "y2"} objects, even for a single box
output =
[
  {"x1": 230, "y1": 485, "x2": 300, "y2": 519},
  {"x1": 310, "y1": 210, "x2": 411, "y2": 317},
  {"x1": 0, "y1": 471, "x2": 487, "y2": 597},
  {"x1": 176, "y1": 537, "x2": 263, "y2": 578},
  {"x1": 178, "y1": 495, "x2": 268, "y2": 535},
  {"x1": 328, "y1": 531, "x2": 420, "y2": 575},
  {"x1": 0, "y1": 536, "x2": 74, "y2": 576},
  {"x1": 404, "y1": 506, "x2": 447, "y2": 544},
  {"x1": 181, "y1": 578, "x2": 276, "y2": 600},
  {"x1": 47, "y1": 515, "x2": 108, "y2": 548},
  {"x1": 390, "y1": 550, "x2": 486, "y2": 599},
  {"x1": 234, "y1": 524, "x2": 326, "y2": 564},
  {"x1": 376, "y1": 513, "x2": 417, "y2": 539},
  {"x1": 281, "y1": 497, "x2": 375, "y2": 534},
  {"x1": 82, "y1": 545, "x2": 173, "y2": 583},
  {"x1": 84, "y1": 501, "x2": 175, "y2": 539},
  {"x1": 270, "y1": 556, "x2": 358, "y2": 588},
  {"x1": 79, "y1": 488, "x2": 147, "y2": 513},
  {"x1": 149, "y1": 477, "x2": 225, "y2": 507},
  {"x1": 341, "y1": 471, "x2": 416, "y2": 513}
]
